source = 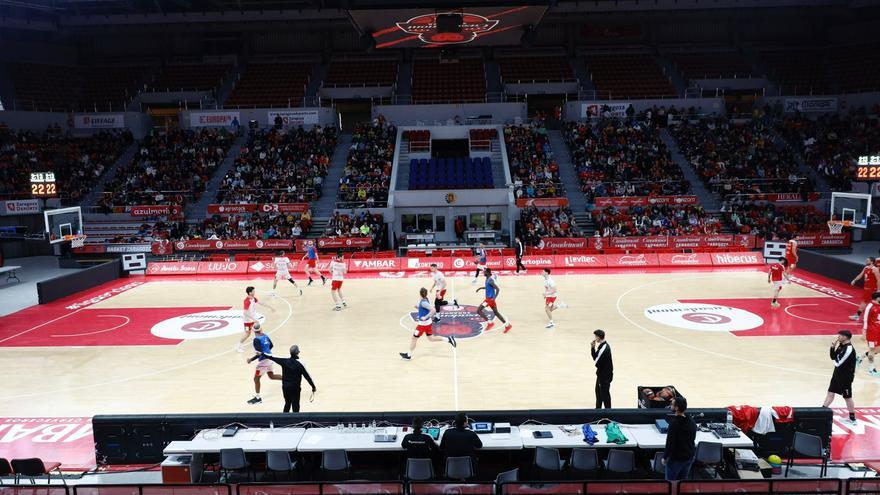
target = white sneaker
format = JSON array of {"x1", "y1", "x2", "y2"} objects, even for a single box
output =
[
  {"x1": 545, "y1": 322, "x2": 555, "y2": 328},
  {"x1": 841, "y1": 418, "x2": 857, "y2": 426},
  {"x1": 849, "y1": 314, "x2": 860, "y2": 321}
]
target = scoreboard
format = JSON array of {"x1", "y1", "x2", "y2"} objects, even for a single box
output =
[{"x1": 30, "y1": 172, "x2": 57, "y2": 197}]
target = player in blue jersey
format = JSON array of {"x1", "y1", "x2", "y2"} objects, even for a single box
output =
[
  {"x1": 471, "y1": 243, "x2": 487, "y2": 285},
  {"x1": 301, "y1": 242, "x2": 327, "y2": 286},
  {"x1": 245, "y1": 325, "x2": 281, "y2": 404},
  {"x1": 476, "y1": 268, "x2": 512, "y2": 333},
  {"x1": 400, "y1": 287, "x2": 456, "y2": 360}
]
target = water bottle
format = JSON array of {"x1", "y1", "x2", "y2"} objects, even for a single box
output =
[
  {"x1": 726, "y1": 410, "x2": 733, "y2": 428},
  {"x1": 269, "y1": 421, "x2": 274, "y2": 430}
]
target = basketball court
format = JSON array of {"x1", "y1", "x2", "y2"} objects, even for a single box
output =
[{"x1": 2, "y1": 265, "x2": 878, "y2": 418}]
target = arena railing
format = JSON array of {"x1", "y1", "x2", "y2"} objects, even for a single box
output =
[
  {"x1": 72, "y1": 484, "x2": 231, "y2": 495},
  {"x1": 217, "y1": 188, "x2": 320, "y2": 204}
]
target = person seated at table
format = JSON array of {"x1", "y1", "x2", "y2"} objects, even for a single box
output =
[
  {"x1": 401, "y1": 417, "x2": 440, "y2": 472},
  {"x1": 440, "y1": 413, "x2": 482, "y2": 462}
]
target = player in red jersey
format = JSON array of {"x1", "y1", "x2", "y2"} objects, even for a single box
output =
[
  {"x1": 862, "y1": 291, "x2": 880, "y2": 376},
  {"x1": 768, "y1": 258, "x2": 787, "y2": 308},
  {"x1": 238, "y1": 286, "x2": 275, "y2": 352},
  {"x1": 783, "y1": 236, "x2": 798, "y2": 281},
  {"x1": 850, "y1": 257, "x2": 879, "y2": 321}
]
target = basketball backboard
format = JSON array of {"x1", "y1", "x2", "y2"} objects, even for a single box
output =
[
  {"x1": 830, "y1": 192, "x2": 871, "y2": 229},
  {"x1": 44, "y1": 206, "x2": 83, "y2": 244}
]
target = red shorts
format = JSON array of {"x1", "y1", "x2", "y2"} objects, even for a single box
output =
[
  {"x1": 868, "y1": 329, "x2": 879, "y2": 348},
  {"x1": 244, "y1": 322, "x2": 255, "y2": 330},
  {"x1": 864, "y1": 288, "x2": 877, "y2": 304},
  {"x1": 307, "y1": 259, "x2": 317, "y2": 268},
  {"x1": 414, "y1": 323, "x2": 433, "y2": 337},
  {"x1": 545, "y1": 297, "x2": 557, "y2": 306},
  {"x1": 331, "y1": 280, "x2": 343, "y2": 290},
  {"x1": 786, "y1": 255, "x2": 798, "y2": 266},
  {"x1": 482, "y1": 297, "x2": 497, "y2": 309},
  {"x1": 436, "y1": 289, "x2": 447, "y2": 300}
]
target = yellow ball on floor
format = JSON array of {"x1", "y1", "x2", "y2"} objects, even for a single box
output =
[{"x1": 767, "y1": 454, "x2": 782, "y2": 465}]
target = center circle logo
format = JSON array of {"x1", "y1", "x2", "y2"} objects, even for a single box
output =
[
  {"x1": 405, "y1": 304, "x2": 491, "y2": 339},
  {"x1": 151, "y1": 310, "x2": 265, "y2": 340},
  {"x1": 644, "y1": 303, "x2": 762, "y2": 332}
]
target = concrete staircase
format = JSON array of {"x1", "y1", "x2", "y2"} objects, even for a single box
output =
[
  {"x1": 548, "y1": 130, "x2": 587, "y2": 213},
  {"x1": 485, "y1": 60, "x2": 502, "y2": 102},
  {"x1": 573, "y1": 212, "x2": 595, "y2": 237},
  {"x1": 659, "y1": 128, "x2": 721, "y2": 211},
  {"x1": 306, "y1": 64, "x2": 326, "y2": 102},
  {"x1": 656, "y1": 54, "x2": 687, "y2": 97},
  {"x1": 80, "y1": 141, "x2": 140, "y2": 208},
  {"x1": 395, "y1": 62, "x2": 412, "y2": 102},
  {"x1": 571, "y1": 57, "x2": 594, "y2": 92},
  {"x1": 188, "y1": 132, "x2": 249, "y2": 219},
  {"x1": 311, "y1": 133, "x2": 353, "y2": 218},
  {"x1": 0, "y1": 63, "x2": 14, "y2": 111}
]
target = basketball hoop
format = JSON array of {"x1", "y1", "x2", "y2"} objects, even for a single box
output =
[
  {"x1": 70, "y1": 235, "x2": 87, "y2": 249},
  {"x1": 827, "y1": 220, "x2": 851, "y2": 235}
]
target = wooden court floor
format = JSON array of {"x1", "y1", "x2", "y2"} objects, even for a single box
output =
[{"x1": 1, "y1": 268, "x2": 878, "y2": 416}]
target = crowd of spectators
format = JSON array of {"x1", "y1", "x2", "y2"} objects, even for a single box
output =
[
  {"x1": 562, "y1": 119, "x2": 688, "y2": 203},
  {"x1": 504, "y1": 124, "x2": 563, "y2": 199},
  {"x1": 337, "y1": 119, "x2": 395, "y2": 208},
  {"x1": 592, "y1": 204, "x2": 721, "y2": 237},
  {"x1": 0, "y1": 124, "x2": 132, "y2": 203},
  {"x1": 218, "y1": 126, "x2": 336, "y2": 204},
  {"x1": 670, "y1": 117, "x2": 812, "y2": 196},
  {"x1": 102, "y1": 128, "x2": 232, "y2": 206},
  {"x1": 776, "y1": 108, "x2": 880, "y2": 192},
  {"x1": 170, "y1": 208, "x2": 313, "y2": 241},
  {"x1": 722, "y1": 202, "x2": 825, "y2": 238},
  {"x1": 519, "y1": 206, "x2": 579, "y2": 245},
  {"x1": 323, "y1": 210, "x2": 386, "y2": 248}
]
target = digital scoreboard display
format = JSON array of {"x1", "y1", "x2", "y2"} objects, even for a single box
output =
[{"x1": 30, "y1": 172, "x2": 57, "y2": 197}]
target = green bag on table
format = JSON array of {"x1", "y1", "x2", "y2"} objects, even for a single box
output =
[{"x1": 606, "y1": 421, "x2": 629, "y2": 445}]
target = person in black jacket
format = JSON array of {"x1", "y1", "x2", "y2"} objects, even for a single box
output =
[
  {"x1": 514, "y1": 236, "x2": 526, "y2": 273},
  {"x1": 822, "y1": 330, "x2": 858, "y2": 425},
  {"x1": 259, "y1": 345, "x2": 316, "y2": 413},
  {"x1": 590, "y1": 329, "x2": 613, "y2": 408},
  {"x1": 439, "y1": 413, "x2": 482, "y2": 461},
  {"x1": 401, "y1": 417, "x2": 439, "y2": 462},
  {"x1": 663, "y1": 396, "x2": 697, "y2": 481}
]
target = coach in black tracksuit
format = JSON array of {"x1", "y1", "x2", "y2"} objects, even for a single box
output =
[
  {"x1": 590, "y1": 329, "x2": 613, "y2": 408},
  {"x1": 261, "y1": 345, "x2": 316, "y2": 413},
  {"x1": 514, "y1": 236, "x2": 526, "y2": 273},
  {"x1": 822, "y1": 330, "x2": 857, "y2": 424}
]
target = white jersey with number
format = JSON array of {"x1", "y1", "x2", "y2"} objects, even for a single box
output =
[
  {"x1": 543, "y1": 277, "x2": 557, "y2": 297},
  {"x1": 432, "y1": 270, "x2": 446, "y2": 290},
  {"x1": 273, "y1": 256, "x2": 292, "y2": 275},
  {"x1": 330, "y1": 260, "x2": 346, "y2": 281},
  {"x1": 243, "y1": 296, "x2": 259, "y2": 323}
]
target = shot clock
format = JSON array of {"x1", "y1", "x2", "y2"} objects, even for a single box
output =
[
  {"x1": 856, "y1": 156, "x2": 880, "y2": 181},
  {"x1": 30, "y1": 172, "x2": 57, "y2": 197}
]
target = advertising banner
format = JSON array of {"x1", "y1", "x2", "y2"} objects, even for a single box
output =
[
  {"x1": 784, "y1": 97, "x2": 837, "y2": 113},
  {"x1": 296, "y1": 237, "x2": 373, "y2": 251},
  {"x1": 554, "y1": 254, "x2": 608, "y2": 268},
  {"x1": 593, "y1": 196, "x2": 699, "y2": 208},
  {"x1": 586, "y1": 235, "x2": 756, "y2": 251},
  {"x1": 1, "y1": 199, "x2": 42, "y2": 215},
  {"x1": 606, "y1": 253, "x2": 660, "y2": 267},
  {"x1": 173, "y1": 239, "x2": 293, "y2": 251},
  {"x1": 581, "y1": 102, "x2": 633, "y2": 118},
  {"x1": 657, "y1": 253, "x2": 714, "y2": 267},
  {"x1": 794, "y1": 233, "x2": 851, "y2": 247},
  {"x1": 190, "y1": 111, "x2": 240, "y2": 127},
  {"x1": 515, "y1": 198, "x2": 569, "y2": 208},
  {"x1": 146, "y1": 262, "x2": 199, "y2": 275},
  {"x1": 207, "y1": 203, "x2": 309, "y2": 215},
  {"x1": 709, "y1": 252, "x2": 764, "y2": 266},
  {"x1": 151, "y1": 241, "x2": 174, "y2": 255},
  {"x1": 348, "y1": 258, "x2": 402, "y2": 272},
  {"x1": 539, "y1": 238, "x2": 589, "y2": 249},
  {"x1": 73, "y1": 113, "x2": 125, "y2": 129},
  {"x1": 196, "y1": 261, "x2": 249, "y2": 274},
  {"x1": 267, "y1": 110, "x2": 320, "y2": 126},
  {"x1": 130, "y1": 205, "x2": 182, "y2": 217}
]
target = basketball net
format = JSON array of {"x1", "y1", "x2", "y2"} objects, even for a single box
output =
[
  {"x1": 70, "y1": 235, "x2": 87, "y2": 249},
  {"x1": 827, "y1": 220, "x2": 850, "y2": 235}
]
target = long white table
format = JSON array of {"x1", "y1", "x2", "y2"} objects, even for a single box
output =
[
  {"x1": 163, "y1": 427, "x2": 307, "y2": 455},
  {"x1": 0, "y1": 265, "x2": 21, "y2": 283},
  {"x1": 440, "y1": 427, "x2": 523, "y2": 451},
  {"x1": 625, "y1": 424, "x2": 754, "y2": 449},
  {"x1": 519, "y1": 424, "x2": 637, "y2": 449},
  {"x1": 297, "y1": 427, "x2": 406, "y2": 452}
]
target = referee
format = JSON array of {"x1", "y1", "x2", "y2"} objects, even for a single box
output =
[
  {"x1": 822, "y1": 330, "x2": 857, "y2": 425},
  {"x1": 590, "y1": 329, "x2": 613, "y2": 408},
  {"x1": 260, "y1": 345, "x2": 316, "y2": 413},
  {"x1": 514, "y1": 236, "x2": 526, "y2": 273}
]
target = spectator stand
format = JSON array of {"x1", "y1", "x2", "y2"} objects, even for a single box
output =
[
  {"x1": 321, "y1": 210, "x2": 386, "y2": 249},
  {"x1": 218, "y1": 126, "x2": 337, "y2": 205},
  {"x1": 592, "y1": 203, "x2": 721, "y2": 238},
  {"x1": 504, "y1": 124, "x2": 565, "y2": 201},
  {"x1": 101, "y1": 128, "x2": 234, "y2": 208},
  {"x1": 580, "y1": 51, "x2": 678, "y2": 100},
  {"x1": 319, "y1": 57, "x2": 399, "y2": 104},
  {"x1": 0, "y1": 127, "x2": 134, "y2": 205},
  {"x1": 517, "y1": 203, "x2": 581, "y2": 247},
  {"x1": 497, "y1": 51, "x2": 579, "y2": 99},
  {"x1": 224, "y1": 60, "x2": 313, "y2": 109},
  {"x1": 562, "y1": 117, "x2": 688, "y2": 205},
  {"x1": 337, "y1": 120, "x2": 395, "y2": 209}
]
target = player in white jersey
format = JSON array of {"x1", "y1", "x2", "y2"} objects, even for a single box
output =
[
  {"x1": 271, "y1": 251, "x2": 302, "y2": 296},
  {"x1": 329, "y1": 253, "x2": 348, "y2": 311},
  {"x1": 542, "y1": 268, "x2": 564, "y2": 328},
  {"x1": 237, "y1": 286, "x2": 275, "y2": 352},
  {"x1": 429, "y1": 263, "x2": 452, "y2": 321}
]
